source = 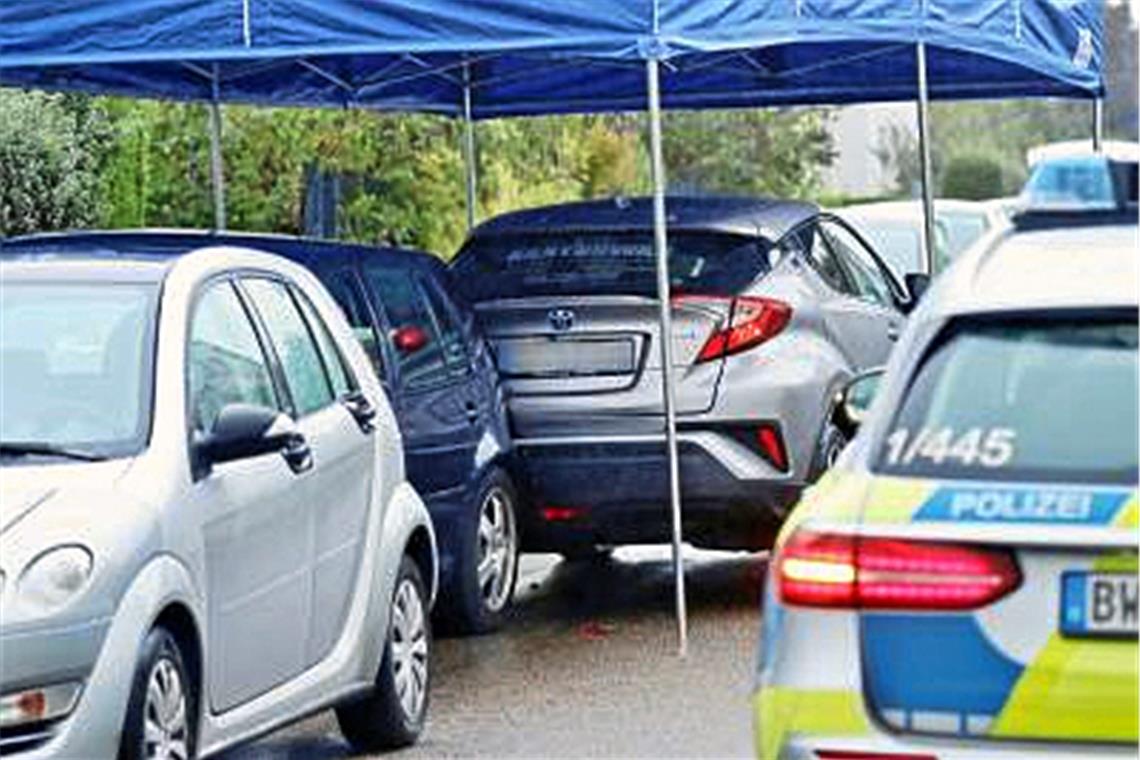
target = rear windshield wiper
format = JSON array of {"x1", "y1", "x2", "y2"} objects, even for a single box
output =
[{"x1": 0, "y1": 442, "x2": 108, "y2": 462}]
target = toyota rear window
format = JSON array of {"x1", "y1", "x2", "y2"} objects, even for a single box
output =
[
  {"x1": 452, "y1": 232, "x2": 771, "y2": 301},
  {"x1": 877, "y1": 312, "x2": 1138, "y2": 485}
]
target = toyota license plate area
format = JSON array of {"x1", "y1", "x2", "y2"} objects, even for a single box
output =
[{"x1": 1060, "y1": 571, "x2": 1139, "y2": 638}]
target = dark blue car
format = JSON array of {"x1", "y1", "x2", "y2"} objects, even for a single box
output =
[{"x1": 1, "y1": 230, "x2": 520, "y2": 634}]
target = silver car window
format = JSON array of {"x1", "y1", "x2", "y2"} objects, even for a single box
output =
[
  {"x1": 188, "y1": 281, "x2": 279, "y2": 435},
  {"x1": 242, "y1": 278, "x2": 335, "y2": 417},
  {"x1": 793, "y1": 223, "x2": 852, "y2": 296},
  {"x1": 291, "y1": 285, "x2": 355, "y2": 399},
  {"x1": 820, "y1": 220, "x2": 894, "y2": 307}
]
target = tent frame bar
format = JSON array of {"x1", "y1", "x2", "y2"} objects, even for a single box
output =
[
  {"x1": 1093, "y1": 97, "x2": 1104, "y2": 152},
  {"x1": 463, "y1": 63, "x2": 478, "y2": 231},
  {"x1": 916, "y1": 41, "x2": 935, "y2": 275},
  {"x1": 209, "y1": 65, "x2": 227, "y2": 231},
  {"x1": 646, "y1": 57, "x2": 689, "y2": 658}
]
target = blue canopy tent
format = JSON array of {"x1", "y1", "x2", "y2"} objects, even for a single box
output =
[{"x1": 1, "y1": 0, "x2": 1106, "y2": 653}]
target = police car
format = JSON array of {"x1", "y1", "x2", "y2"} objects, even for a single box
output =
[{"x1": 753, "y1": 213, "x2": 1138, "y2": 759}]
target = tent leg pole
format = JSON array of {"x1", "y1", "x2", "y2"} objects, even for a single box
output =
[
  {"x1": 208, "y1": 75, "x2": 227, "y2": 232},
  {"x1": 1092, "y1": 97, "x2": 1104, "y2": 153},
  {"x1": 646, "y1": 57, "x2": 688, "y2": 659},
  {"x1": 916, "y1": 41, "x2": 935, "y2": 276},
  {"x1": 463, "y1": 71, "x2": 478, "y2": 231}
]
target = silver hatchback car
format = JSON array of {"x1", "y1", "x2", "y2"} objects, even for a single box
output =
[
  {"x1": 452, "y1": 196, "x2": 924, "y2": 553},
  {"x1": 0, "y1": 247, "x2": 437, "y2": 758}
]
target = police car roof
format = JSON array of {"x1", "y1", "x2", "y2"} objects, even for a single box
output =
[{"x1": 933, "y1": 221, "x2": 1138, "y2": 316}]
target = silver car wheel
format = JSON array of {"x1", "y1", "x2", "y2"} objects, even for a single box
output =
[
  {"x1": 476, "y1": 486, "x2": 516, "y2": 613},
  {"x1": 143, "y1": 657, "x2": 189, "y2": 760},
  {"x1": 390, "y1": 578, "x2": 429, "y2": 721}
]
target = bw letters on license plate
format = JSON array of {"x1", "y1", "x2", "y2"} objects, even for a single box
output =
[{"x1": 1060, "y1": 572, "x2": 1139, "y2": 638}]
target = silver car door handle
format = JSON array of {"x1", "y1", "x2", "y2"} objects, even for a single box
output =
[{"x1": 887, "y1": 323, "x2": 902, "y2": 341}]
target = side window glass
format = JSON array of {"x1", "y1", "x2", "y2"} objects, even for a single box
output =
[
  {"x1": 364, "y1": 266, "x2": 448, "y2": 391},
  {"x1": 292, "y1": 286, "x2": 355, "y2": 398},
  {"x1": 421, "y1": 277, "x2": 469, "y2": 376},
  {"x1": 188, "y1": 282, "x2": 279, "y2": 436},
  {"x1": 795, "y1": 224, "x2": 851, "y2": 295},
  {"x1": 243, "y1": 278, "x2": 334, "y2": 417},
  {"x1": 323, "y1": 271, "x2": 386, "y2": 380},
  {"x1": 821, "y1": 220, "x2": 894, "y2": 307}
]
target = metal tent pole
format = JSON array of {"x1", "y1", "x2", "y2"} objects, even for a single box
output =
[
  {"x1": 1093, "y1": 97, "x2": 1104, "y2": 153},
  {"x1": 463, "y1": 64, "x2": 478, "y2": 231},
  {"x1": 915, "y1": 41, "x2": 935, "y2": 276},
  {"x1": 646, "y1": 57, "x2": 688, "y2": 658},
  {"x1": 208, "y1": 69, "x2": 227, "y2": 231}
]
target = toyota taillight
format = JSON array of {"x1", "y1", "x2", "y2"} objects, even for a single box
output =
[
  {"x1": 777, "y1": 529, "x2": 1020, "y2": 610},
  {"x1": 676, "y1": 296, "x2": 791, "y2": 363}
]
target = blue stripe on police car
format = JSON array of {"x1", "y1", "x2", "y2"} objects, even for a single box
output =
[{"x1": 914, "y1": 486, "x2": 1130, "y2": 525}]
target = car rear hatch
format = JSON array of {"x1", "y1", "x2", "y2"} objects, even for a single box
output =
[
  {"x1": 453, "y1": 230, "x2": 782, "y2": 438},
  {"x1": 476, "y1": 295, "x2": 732, "y2": 435},
  {"x1": 856, "y1": 311, "x2": 1139, "y2": 744}
]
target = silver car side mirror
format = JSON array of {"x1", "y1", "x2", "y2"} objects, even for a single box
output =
[{"x1": 198, "y1": 403, "x2": 312, "y2": 474}]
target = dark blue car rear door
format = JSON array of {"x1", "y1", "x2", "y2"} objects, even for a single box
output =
[{"x1": 361, "y1": 261, "x2": 484, "y2": 505}]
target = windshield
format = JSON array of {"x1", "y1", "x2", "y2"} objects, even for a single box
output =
[
  {"x1": 452, "y1": 232, "x2": 771, "y2": 302},
  {"x1": 0, "y1": 281, "x2": 158, "y2": 459},
  {"x1": 1023, "y1": 157, "x2": 1117, "y2": 210},
  {"x1": 845, "y1": 216, "x2": 949, "y2": 275},
  {"x1": 939, "y1": 209, "x2": 989, "y2": 257},
  {"x1": 877, "y1": 313, "x2": 1138, "y2": 485}
]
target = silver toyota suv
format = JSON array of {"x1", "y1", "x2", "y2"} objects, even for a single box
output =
[
  {"x1": 451, "y1": 196, "x2": 924, "y2": 554},
  {"x1": 0, "y1": 246, "x2": 436, "y2": 758}
]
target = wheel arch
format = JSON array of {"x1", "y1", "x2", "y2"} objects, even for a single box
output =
[
  {"x1": 150, "y1": 600, "x2": 204, "y2": 707},
  {"x1": 404, "y1": 525, "x2": 436, "y2": 610}
]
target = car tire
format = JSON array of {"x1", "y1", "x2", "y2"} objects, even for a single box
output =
[
  {"x1": 809, "y1": 417, "x2": 849, "y2": 482},
  {"x1": 119, "y1": 627, "x2": 197, "y2": 760},
  {"x1": 437, "y1": 468, "x2": 519, "y2": 635},
  {"x1": 337, "y1": 556, "x2": 431, "y2": 752}
]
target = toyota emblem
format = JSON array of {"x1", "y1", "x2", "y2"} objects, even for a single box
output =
[{"x1": 548, "y1": 308, "x2": 575, "y2": 332}]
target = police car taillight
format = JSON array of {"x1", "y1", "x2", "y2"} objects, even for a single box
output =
[{"x1": 777, "y1": 529, "x2": 1020, "y2": 610}]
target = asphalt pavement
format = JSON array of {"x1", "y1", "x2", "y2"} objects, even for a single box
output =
[{"x1": 225, "y1": 546, "x2": 769, "y2": 759}]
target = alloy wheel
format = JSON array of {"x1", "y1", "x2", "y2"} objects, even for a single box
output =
[
  {"x1": 390, "y1": 578, "x2": 429, "y2": 721},
  {"x1": 143, "y1": 657, "x2": 189, "y2": 760},
  {"x1": 475, "y1": 486, "x2": 517, "y2": 614}
]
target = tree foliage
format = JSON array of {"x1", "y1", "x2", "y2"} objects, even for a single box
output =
[
  {"x1": 941, "y1": 154, "x2": 1004, "y2": 200},
  {"x1": 0, "y1": 90, "x2": 112, "y2": 235},
  {"x1": 3, "y1": 94, "x2": 834, "y2": 254}
]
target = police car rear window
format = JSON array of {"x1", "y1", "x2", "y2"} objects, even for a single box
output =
[{"x1": 877, "y1": 312, "x2": 1138, "y2": 485}]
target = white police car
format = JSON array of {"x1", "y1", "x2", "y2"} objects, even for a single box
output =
[{"x1": 753, "y1": 215, "x2": 1138, "y2": 759}]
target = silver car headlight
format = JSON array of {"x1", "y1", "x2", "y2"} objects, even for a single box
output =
[{"x1": 18, "y1": 546, "x2": 93, "y2": 612}]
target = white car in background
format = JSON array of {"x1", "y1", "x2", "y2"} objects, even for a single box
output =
[
  {"x1": 0, "y1": 245, "x2": 437, "y2": 759},
  {"x1": 839, "y1": 199, "x2": 1008, "y2": 277}
]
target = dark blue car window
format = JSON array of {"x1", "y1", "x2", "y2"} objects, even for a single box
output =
[
  {"x1": 363, "y1": 267, "x2": 450, "y2": 391},
  {"x1": 453, "y1": 232, "x2": 770, "y2": 301},
  {"x1": 322, "y1": 271, "x2": 387, "y2": 381}
]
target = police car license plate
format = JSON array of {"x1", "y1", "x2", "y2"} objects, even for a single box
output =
[{"x1": 1060, "y1": 572, "x2": 1139, "y2": 638}]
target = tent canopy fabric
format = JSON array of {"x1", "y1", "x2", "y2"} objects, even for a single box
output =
[{"x1": 1, "y1": 1, "x2": 1105, "y2": 117}]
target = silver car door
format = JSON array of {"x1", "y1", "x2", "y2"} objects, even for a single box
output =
[
  {"x1": 817, "y1": 218, "x2": 903, "y2": 368},
  {"x1": 240, "y1": 277, "x2": 377, "y2": 668},
  {"x1": 186, "y1": 279, "x2": 312, "y2": 712}
]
